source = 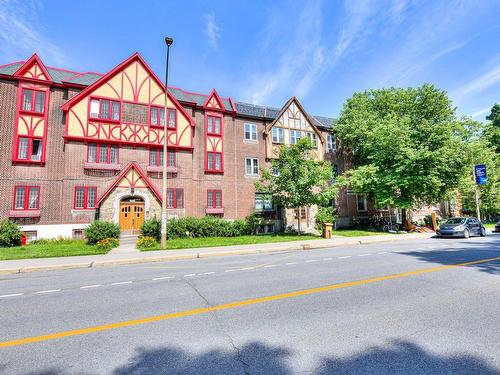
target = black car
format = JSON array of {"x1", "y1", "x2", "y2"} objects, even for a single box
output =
[{"x1": 436, "y1": 217, "x2": 486, "y2": 238}]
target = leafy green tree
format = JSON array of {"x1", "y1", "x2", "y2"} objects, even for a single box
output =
[
  {"x1": 333, "y1": 84, "x2": 470, "y2": 220},
  {"x1": 256, "y1": 138, "x2": 336, "y2": 234},
  {"x1": 485, "y1": 103, "x2": 500, "y2": 152}
]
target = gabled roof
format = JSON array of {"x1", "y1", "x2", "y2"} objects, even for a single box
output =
[
  {"x1": 13, "y1": 53, "x2": 53, "y2": 82},
  {"x1": 96, "y1": 162, "x2": 161, "y2": 206},
  {"x1": 203, "y1": 88, "x2": 225, "y2": 110},
  {"x1": 264, "y1": 96, "x2": 325, "y2": 141},
  {"x1": 168, "y1": 86, "x2": 234, "y2": 112}
]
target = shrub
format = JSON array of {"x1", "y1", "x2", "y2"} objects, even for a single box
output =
[
  {"x1": 84, "y1": 221, "x2": 120, "y2": 245},
  {"x1": 95, "y1": 237, "x2": 119, "y2": 251},
  {"x1": 0, "y1": 219, "x2": 22, "y2": 247},
  {"x1": 137, "y1": 236, "x2": 158, "y2": 249},
  {"x1": 141, "y1": 218, "x2": 161, "y2": 241},
  {"x1": 315, "y1": 206, "x2": 335, "y2": 232}
]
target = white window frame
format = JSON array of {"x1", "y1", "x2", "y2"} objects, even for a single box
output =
[
  {"x1": 290, "y1": 130, "x2": 301, "y2": 145},
  {"x1": 326, "y1": 134, "x2": 336, "y2": 152},
  {"x1": 272, "y1": 127, "x2": 284, "y2": 143},
  {"x1": 356, "y1": 194, "x2": 367, "y2": 212},
  {"x1": 307, "y1": 132, "x2": 318, "y2": 148},
  {"x1": 245, "y1": 158, "x2": 259, "y2": 176},
  {"x1": 244, "y1": 123, "x2": 257, "y2": 141}
]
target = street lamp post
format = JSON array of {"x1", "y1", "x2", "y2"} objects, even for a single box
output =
[{"x1": 161, "y1": 36, "x2": 173, "y2": 249}]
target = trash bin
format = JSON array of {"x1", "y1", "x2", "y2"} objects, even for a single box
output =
[
  {"x1": 322, "y1": 223, "x2": 333, "y2": 239},
  {"x1": 21, "y1": 233, "x2": 27, "y2": 246}
]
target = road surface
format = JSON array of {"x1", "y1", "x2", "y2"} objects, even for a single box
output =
[{"x1": 1, "y1": 235, "x2": 499, "y2": 374}]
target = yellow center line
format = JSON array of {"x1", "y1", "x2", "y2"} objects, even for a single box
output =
[{"x1": 1, "y1": 255, "x2": 500, "y2": 349}]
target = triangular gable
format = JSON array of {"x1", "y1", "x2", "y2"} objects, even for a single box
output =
[
  {"x1": 61, "y1": 52, "x2": 194, "y2": 127},
  {"x1": 203, "y1": 89, "x2": 224, "y2": 110},
  {"x1": 265, "y1": 96, "x2": 324, "y2": 142},
  {"x1": 96, "y1": 162, "x2": 161, "y2": 206},
  {"x1": 13, "y1": 53, "x2": 53, "y2": 82}
]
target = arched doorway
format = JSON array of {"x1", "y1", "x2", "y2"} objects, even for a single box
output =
[{"x1": 119, "y1": 197, "x2": 144, "y2": 231}]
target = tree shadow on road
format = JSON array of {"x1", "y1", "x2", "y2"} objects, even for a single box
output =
[
  {"x1": 21, "y1": 339, "x2": 499, "y2": 374},
  {"x1": 399, "y1": 235, "x2": 500, "y2": 275}
]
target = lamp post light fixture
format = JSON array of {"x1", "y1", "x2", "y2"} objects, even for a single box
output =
[{"x1": 161, "y1": 36, "x2": 173, "y2": 249}]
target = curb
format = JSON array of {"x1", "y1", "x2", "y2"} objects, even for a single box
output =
[{"x1": 0, "y1": 234, "x2": 432, "y2": 275}]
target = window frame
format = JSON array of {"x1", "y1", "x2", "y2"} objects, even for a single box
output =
[
  {"x1": 307, "y1": 132, "x2": 318, "y2": 148},
  {"x1": 13, "y1": 186, "x2": 40, "y2": 210},
  {"x1": 326, "y1": 134, "x2": 336, "y2": 152},
  {"x1": 290, "y1": 129, "x2": 302, "y2": 145},
  {"x1": 20, "y1": 88, "x2": 46, "y2": 115},
  {"x1": 149, "y1": 106, "x2": 177, "y2": 129},
  {"x1": 356, "y1": 194, "x2": 367, "y2": 212},
  {"x1": 15, "y1": 136, "x2": 43, "y2": 162},
  {"x1": 206, "y1": 114, "x2": 222, "y2": 136},
  {"x1": 243, "y1": 123, "x2": 257, "y2": 141},
  {"x1": 88, "y1": 97, "x2": 121, "y2": 122},
  {"x1": 206, "y1": 151, "x2": 223, "y2": 172},
  {"x1": 149, "y1": 148, "x2": 176, "y2": 167},
  {"x1": 272, "y1": 127, "x2": 284, "y2": 144},
  {"x1": 245, "y1": 158, "x2": 259, "y2": 176},
  {"x1": 255, "y1": 193, "x2": 273, "y2": 211},
  {"x1": 73, "y1": 186, "x2": 97, "y2": 210},
  {"x1": 207, "y1": 189, "x2": 223, "y2": 209},
  {"x1": 166, "y1": 188, "x2": 184, "y2": 209},
  {"x1": 87, "y1": 143, "x2": 119, "y2": 164}
]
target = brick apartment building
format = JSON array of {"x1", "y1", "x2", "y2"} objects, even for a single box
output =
[{"x1": 0, "y1": 52, "x2": 442, "y2": 240}]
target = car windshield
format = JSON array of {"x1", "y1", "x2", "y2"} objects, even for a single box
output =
[{"x1": 446, "y1": 218, "x2": 466, "y2": 224}]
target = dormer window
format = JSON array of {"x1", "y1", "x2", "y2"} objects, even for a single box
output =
[{"x1": 89, "y1": 98, "x2": 120, "y2": 121}]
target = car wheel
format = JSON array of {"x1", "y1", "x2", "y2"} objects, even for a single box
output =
[
  {"x1": 480, "y1": 227, "x2": 486, "y2": 237},
  {"x1": 463, "y1": 229, "x2": 470, "y2": 239}
]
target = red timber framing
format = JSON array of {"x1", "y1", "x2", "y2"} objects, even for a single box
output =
[
  {"x1": 11, "y1": 54, "x2": 52, "y2": 165},
  {"x1": 62, "y1": 52, "x2": 195, "y2": 151},
  {"x1": 95, "y1": 162, "x2": 162, "y2": 207},
  {"x1": 204, "y1": 111, "x2": 224, "y2": 173},
  {"x1": 203, "y1": 89, "x2": 225, "y2": 111}
]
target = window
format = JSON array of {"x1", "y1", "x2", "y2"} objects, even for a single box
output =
[
  {"x1": 23, "y1": 231, "x2": 38, "y2": 242},
  {"x1": 290, "y1": 130, "x2": 301, "y2": 145},
  {"x1": 307, "y1": 132, "x2": 318, "y2": 147},
  {"x1": 332, "y1": 164, "x2": 339, "y2": 178},
  {"x1": 149, "y1": 149, "x2": 176, "y2": 167},
  {"x1": 89, "y1": 98, "x2": 120, "y2": 121},
  {"x1": 244, "y1": 123, "x2": 257, "y2": 141},
  {"x1": 16, "y1": 137, "x2": 42, "y2": 161},
  {"x1": 21, "y1": 89, "x2": 45, "y2": 114},
  {"x1": 326, "y1": 134, "x2": 336, "y2": 152},
  {"x1": 87, "y1": 144, "x2": 118, "y2": 164},
  {"x1": 72, "y1": 229, "x2": 84, "y2": 240},
  {"x1": 245, "y1": 158, "x2": 259, "y2": 175},
  {"x1": 150, "y1": 107, "x2": 176, "y2": 128},
  {"x1": 167, "y1": 188, "x2": 184, "y2": 208},
  {"x1": 74, "y1": 187, "x2": 97, "y2": 209},
  {"x1": 357, "y1": 194, "x2": 367, "y2": 212},
  {"x1": 272, "y1": 127, "x2": 284, "y2": 143},
  {"x1": 294, "y1": 207, "x2": 307, "y2": 219},
  {"x1": 207, "y1": 115, "x2": 222, "y2": 135},
  {"x1": 13, "y1": 186, "x2": 39, "y2": 210},
  {"x1": 207, "y1": 190, "x2": 222, "y2": 208},
  {"x1": 207, "y1": 152, "x2": 222, "y2": 172},
  {"x1": 255, "y1": 193, "x2": 273, "y2": 211}
]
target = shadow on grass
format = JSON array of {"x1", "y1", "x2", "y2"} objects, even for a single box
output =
[
  {"x1": 399, "y1": 234, "x2": 500, "y2": 275},
  {"x1": 21, "y1": 339, "x2": 499, "y2": 374}
]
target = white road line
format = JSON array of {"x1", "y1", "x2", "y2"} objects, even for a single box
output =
[
  {"x1": 203, "y1": 272, "x2": 216, "y2": 275},
  {"x1": 225, "y1": 269, "x2": 237, "y2": 272},
  {"x1": 286, "y1": 262, "x2": 298, "y2": 265},
  {"x1": 80, "y1": 285, "x2": 101, "y2": 289},
  {"x1": 111, "y1": 281, "x2": 132, "y2": 286},
  {"x1": 152, "y1": 276, "x2": 173, "y2": 281},
  {"x1": 358, "y1": 254, "x2": 371, "y2": 257},
  {"x1": 323, "y1": 258, "x2": 332, "y2": 261},
  {"x1": 36, "y1": 289, "x2": 61, "y2": 294},
  {"x1": 338, "y1": 256, "x2": 351, "y2": 259},
  {"x1": 263, "y1": 264, "x2": 277, "y2": 268},
  {"x1": 184, "y1": 274, "x2": 196, "y2": 277},
  {"x1": 305, "y1": 260, "x2": 318, "y2": 263},
  {"x1": 0, "y1": 293, "x2": 23, "y2": 298},
  {"x1": 240, "y1": 267, "x2": 255, "y2": 271},
  {"x1": 378, "y1": 252, "x2": 389, "y2": 254}
]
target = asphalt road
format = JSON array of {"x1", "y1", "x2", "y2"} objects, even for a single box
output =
[{"x1": 1, "y1": 234, "x2": 499, "y2": 374}]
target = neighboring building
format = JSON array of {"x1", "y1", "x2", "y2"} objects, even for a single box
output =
[{"x1": 0, "y1": 52, "x2": 354, "y2": 239}]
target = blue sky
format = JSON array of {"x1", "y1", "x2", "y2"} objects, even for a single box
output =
[{"x1": 1, "y1": 0, "x2": 499, "y2": 120}]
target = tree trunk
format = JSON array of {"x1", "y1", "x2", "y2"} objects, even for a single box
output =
[
  {"x1": 297, "y1": 207, "x2": 301, "y2": 236},
  {"x1": 401, "y1": 208, "x2": 407, "y2": 225}
]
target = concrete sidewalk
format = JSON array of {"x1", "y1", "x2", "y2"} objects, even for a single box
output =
[{"x1": 0, "y1": 233, "x2": 433, "y2": 275}]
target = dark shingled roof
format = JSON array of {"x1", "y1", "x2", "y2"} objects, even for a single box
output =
[{"x1": 0, "y1": 59, "x2": 335, "y2": 126}]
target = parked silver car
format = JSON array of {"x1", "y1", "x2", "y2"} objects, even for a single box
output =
[{"x1": 436, "y1": 217, "x2": 486, "y2": 238}]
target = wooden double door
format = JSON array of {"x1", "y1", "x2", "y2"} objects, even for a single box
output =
[{"x1": 119, "y1": 201, "x2": 144, "y2": 231}]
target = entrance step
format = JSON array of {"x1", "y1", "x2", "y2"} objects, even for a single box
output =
[{"x1": 111, "y1": 233, "x2": 140, "y2": 254}]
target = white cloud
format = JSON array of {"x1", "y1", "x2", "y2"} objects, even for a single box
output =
[
  {"x1": 470, "y1": 107, "x2": 491, "y2": 119},
  {"x1": 452, "y1": 64, "x2": 500, "y2": 99},
  {"x1": 0, "y1": 0, "x2": 66, "y2": 65},
  {"x1": 204, "y1": 13, "x2": 220, "y2": 51}
]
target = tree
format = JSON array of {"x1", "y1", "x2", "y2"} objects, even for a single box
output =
[
  {"x1": 255, "y1": 138, "x2": 336, "y2": 234},
  {"x1": 485, "y1": 103, "x2": 500, "y2": 153},
  {"x1": 333, "y1": 84, "x2": 470, "y2": 221}
]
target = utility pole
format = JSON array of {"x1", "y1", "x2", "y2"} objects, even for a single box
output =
[{"x1": 161, "y1": 37, "x2": 173, "y2": 249}]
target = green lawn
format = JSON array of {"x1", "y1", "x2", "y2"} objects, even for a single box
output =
[
  {"x1": 484, "y1": 223, "x2": 496, "y2": 229},
  {"x1": 141, "y1": 233, "x2": 320, "y2": 251},
  {"x1": 332, "y1": 229, "x2": 388, "y2": 237},
  {"x1": 0, "y1": 240, "x2": 108, "y2": 261}
]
